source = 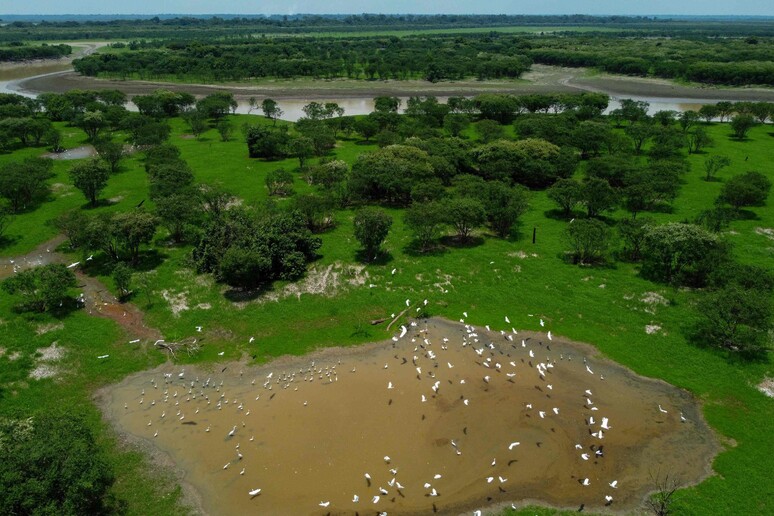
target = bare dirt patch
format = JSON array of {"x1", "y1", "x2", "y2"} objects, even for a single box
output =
[
  {"x1": 29, "y1": 341, "x2": 66, "y2": 380},
  {"x1": 645, "y1": 324, "x2": 663, "y2": 335},
  {"x1": 247, "y1": 262, "x2": 369, "y2": 305},
  {"x1": 36, "y1": 341, "x2": 65, "y2": 362},
  {"x1": 757, "y1": 378, "x2": 774, "y2": 398},
  {"x1": 35, "y1": 321, "x2": 65, "y2": 335},
  {"x1": 755, "y1": 227, "x2": 774, "y2": 240},
  {"x1": 161, "y1": 289, "x2": 190, "y2": 317}
]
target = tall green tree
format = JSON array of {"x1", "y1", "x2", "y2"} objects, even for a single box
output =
[
  {"x1": 69, "y1": 158, "x2": 110, "y2": 206},
  {"x1": 353, "y1": 207, "x2": 393, "y2": 261}
]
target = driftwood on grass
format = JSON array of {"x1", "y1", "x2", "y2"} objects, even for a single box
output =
[
  {"x1": 386, "y1": 307, "x2": 411, "y2": 331},
  {"x1": 155, "y1": 337, "x2": 201, "y2": 359}
]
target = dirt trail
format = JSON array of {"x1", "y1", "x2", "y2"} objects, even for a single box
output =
[
  {"x1": 1, "y1": 235, "x2": 161, "y2": 341},
  {"x1": 100, "y1": 317, "x2": 719, "y2": 516}
]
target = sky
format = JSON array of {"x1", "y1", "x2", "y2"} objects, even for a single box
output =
[{"x1": 1, "y1": 1, "x2": 773, "y2": 17}]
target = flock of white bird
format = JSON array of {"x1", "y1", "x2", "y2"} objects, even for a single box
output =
[{"x1": 125, "y1": 301, "x2": 685, "y2": 515}]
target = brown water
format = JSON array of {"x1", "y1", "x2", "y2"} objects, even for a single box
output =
[{"x1": 101, "y1": 318, "x2": 718, "y2": 515}]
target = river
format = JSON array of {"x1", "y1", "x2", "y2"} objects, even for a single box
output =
[{"x1": 0, "y1": 53, "x2": 769, "y2": 121}]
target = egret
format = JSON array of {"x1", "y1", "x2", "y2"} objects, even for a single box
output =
[
  {"x1": 228, "y1": 425, "x2": 237, "y2": 437},
  {"x1": 319, "y1": 501, "x2": 330, "y2": 507},
  {"x1": 379, "y1": 487, "x2": 388, "y2": 495},
  {"x1": 547, "y1": 331, "x2": 552, "y2": 341},
  {"x1": 601, "y1": 417, "x2": 610, "y2": 430},
  {"x1": 609, "y1": 480, "x2": 618, "y2": 488},
  {"x1": 387, "y1": 382, "x2": 394, "y2": 390},
  {"x1": 505, "y1": 315, "x2": 510, "y2": 323},
  {"x1": 553, "y1": 407, "x2": 559, "y2": 415},
  {"x1": 240, "y1": 468, "x2": 245, "y2": 475},
  {"x1": 581, "y1": 453, "x2": 590, "y2": 460},
  {"x1": 582, "y1": 478, "x2": 590, "y2": 486},
  {"x1": 429, "y1": 488, "x2": 438, "y2": 497},
  {"x1": 372, "y1": 495, "x2": 380, "y2": 503},
  {"x1": 352, "y1": 495, "x2": 359, "y2": 502},
  {"x1": 508, "y1": 442, "x2": 520, "y2": 450},
  {"x1": 498, "y1": 476, "x2": 507, "y2": 483},
  {"x1": 249, "y1": 488, "x2": 261, "y2": 496},
  {"x1": 658, "y1": 404, "x2": 668, "y2": 413},
  {"x1": 540, "y1": 318, "x2": 545, "y2": 327},
  {"x1": 434, "y1": 473, "x2": 442, "y2": 479},
  {"x1": 486, "y1": 476, "x2": 494, "y2": 483},
  {"x1": 384, "y1": 456, "x2": 391, "y2": 463},
  {"x1": 680, "y1": 412, "x2": 687, "y2": 422}
]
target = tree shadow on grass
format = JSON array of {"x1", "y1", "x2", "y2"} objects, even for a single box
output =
[
  {"x1": 733, "y1": 209, "x2": 760, "y2": 221},
  {"x1": 80, "y1": 249, "x2": 167, "y2": 277},
  {"x1": 0, "y1": 234, "x2": 21, "y2": 250},
  {"x1": 223, "y1": 283, "x2": 272, "y2": 303},
  {"x1": 354, "y1": 249, "x2": 394, "y2": 265},
  {"x1": 403, "y1": 240, "x2": 448, "y2": 257},
  {"x1": 543, "y1": 208, "x2": 578, "y2": 221},
  {"x1": 439, "y1": 235, "x2": 485, "y2": 249},
  {"x1": 80, "y1": 198, "x2": 119, "y2": 210}
]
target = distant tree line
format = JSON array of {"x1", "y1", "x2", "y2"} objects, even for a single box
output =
[
  {"x1": 74, "y1": 34, "x2": 533, "y2": 82},
  {"x1": 0, "y1": 42, "x2": 70, "y2": 62}
]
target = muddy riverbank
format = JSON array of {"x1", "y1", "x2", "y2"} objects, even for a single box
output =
[{"x1": 98, "y1": 317, "x2": 719, "y2": 515}]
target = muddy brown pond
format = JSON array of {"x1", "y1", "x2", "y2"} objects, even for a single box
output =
[{"x1": 100, "y1": 317, "x2": 718, "y2": 515}]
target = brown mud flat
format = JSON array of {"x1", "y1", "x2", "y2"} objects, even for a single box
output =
[
  {"x1": 13, "y1": 64, "x2": 774, "y2": 102},
  {"x1": 98, "y1": 317, "x2": 719, "y2": 515}
]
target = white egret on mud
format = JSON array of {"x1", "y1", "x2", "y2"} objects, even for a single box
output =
[
  {"x1": 609, "y1": 480, "x2": 618, "y2": 488},
  {"x1": 249, "y1": 488, "x2": 261, "y2": 496},
  {"x1": 508, "y1": 442, "x2": 520, "y2": 449}
]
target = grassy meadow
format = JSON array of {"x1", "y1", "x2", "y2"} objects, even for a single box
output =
[{"x1": 0, "y1": 114, "x2": 772, "y2": 515}]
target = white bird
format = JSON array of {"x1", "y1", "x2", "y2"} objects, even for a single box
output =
[
  {"x1": 586, "y1": 364, "x2": 594, "y2": 375},
  {"x1": 391, "y1": 268, "x2": 397, "y2": 275},
  {"x1": 486, "y1": 476, "x2": 494, "y2": 483},
  {"x1": 223, "y1": 463, "x2": 230, "y2": 470},
  {"x1": 429, "y1": 488, "x2": 438, "y2": 497},
  {"x1": 553, "y1": 407, "x2": 559, "y2": 415},
  {"x1": 372, "y1": 495, "x2": 380, "y2": 503},
  {"x1": 540, "y1": 319, "x2": 545, "y2": 327},
  {"x1": 447, "y1": 362, "x2": 454, "y2": 369},
  {"x1": 609, "y1": 480, "x2": 618, "y2": 489},
  {"x1": 434, "y1": 474, "x2": 442, "y2": 479},
  {"x1": 547, "y1": 331, "x2": 553, "y2": 341},
  {"x1": 601, "y1": 417, "x2": 610, "y2": 430},
  {"x1": 379, "y1": 487, "x2": 388, "y2": 495},
  {"x1": 249, "y1": 488, "x2": 261, "y2": 496},
  {"x1": 387, "y1": 382, "x2": 394, "y2": 390},
  {"x1": 585, "y1": 389, "x2": 593, "y2": 396},
  {"x1": 605, "y1": 495, "x2": 613, "y2": 503},
  {"x1": 539, "y1": 411, "x2": 546, "y2": 418},
  {"x1": 384, "y1": 456, "x2": 391, "y2": 463},
  {"x1": 319, "y1": 501, "x2": 330, "y2": 507},
  {"x1": 463, "y1": 399, "x2": 469, "y2": 406},
  {"x1": 228, "y1": 425, "x2": 237, "y2": 437},
  {"x1": 240, "y1": 468, "x2": 245, "y2": 475},
  {"x1": 405, "y1": 299, "x2": 410, "y2": 307},
  {"x1": 195, "y1": 326, "x2": 202, "y2": 332},
  {"x1": 67, "y1": 261, "x2": 80, "y2": 268},
  {"x1": 508, "y1": 442, "x2": 520, "y2": 450},
  {"x1": 249, "y1": 337, "x2": 255, "y2": 343},
  {"x1": 582, "y1": 478, "x2": 590, "y2": 486},
  {"x1": 680, "y1": 412, "x2": 687, "y2": 422},
  {"x1": 365, "y1": 473, "x2": 371, "y2": 480},
  {"x1": 658, "y1": 404, "x2": 668, "y2": 413},
  {"x1": 498, "y1": 476, "x2": 507, "y2": 483},
  {"x1": 581, "y1": 453, "x2": 590, "y2": 461},
  {"x1": 353, "y1": 495, "x2": 359, "y2": 502}
]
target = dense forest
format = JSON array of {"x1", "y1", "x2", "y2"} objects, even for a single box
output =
[{"x1": 71, "y1": 29, "x2": 774, "y2": 85}]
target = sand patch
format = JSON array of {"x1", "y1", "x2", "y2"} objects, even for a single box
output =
[
  {"x1": 36, "y1": 342, "x2": 65, "y2": 362},
  {"x1": 161, "y1": 290, "x2": 190, "y2": 317},
  {"x1": 35, "y1": 322, "x2": 64, "y2": 335},
  {"x1": 101, "y1": 317, "x2": 718, "y2": 516},
  {"x1": 248, "y1": 262, "x2": 368, "y2": 304},
  {"x1": 755, "y1": 227, "x2": 774, "y2": 240},
  {"x1": 757, "y1": 378, "x2": 774, "y2": 398},
  {"x1": 29, "y1": 342, "x2": 66, "y2": 380},
  {"x1": 645, "y1": 324, "x2": 662, "y2": 335},
  {"x1": 8, "y1": 351, "x2": 21, "y2": 361}
]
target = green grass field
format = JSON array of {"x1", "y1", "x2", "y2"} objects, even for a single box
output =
[{"x1": 1, "y1": 115, "x2": 772, "y2": 515}]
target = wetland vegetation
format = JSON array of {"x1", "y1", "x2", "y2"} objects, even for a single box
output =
[{"x1": 0, "y1": 13, "x2": 773, "y2": 516}]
